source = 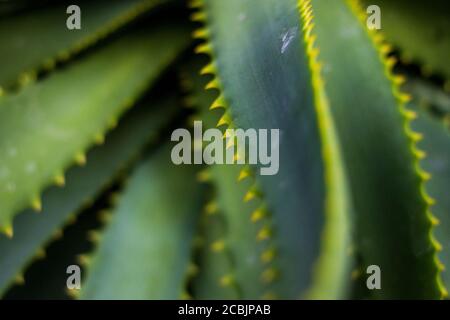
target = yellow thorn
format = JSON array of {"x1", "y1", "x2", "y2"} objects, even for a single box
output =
[
  {"x1": 94, "y1": 133, "x2": 105, "y2": 145},
  {"x1": 3, "y1": 224, "x2": 13, "y2": 238},
  {"x1": 35, "y1": 248, "x2": 46, "y2": 259},
  {"x1": 251, "y1": 207, "x2": 266, "y2": 223},
  {"x1": 210, "y1": 240, "x2": 225, "y2": 252},
  {"x1": 257, "y1": 226, "x2": 272, "y2": 241},
  {"x1": 52, "y1": 229, "x2": 63, "y2": 240},
  {"x1": 108, "y1": 118, "x2": 118, "y2": 129},
  {"x1": 201, "y1": 63, "x2": 216, "y2": 75},
  {"x1": 195, "y1": 43, "x2": 212, "y2": 55},
  {"x1": 432, "y1": 238, "x2": 443, "y2": 252},
  {"x1": 75, "y1": 152, "x2": 87, "y2": 166},
  {"x1": 180, "y1": 291, "x2": 192, "y2": 300},
  {"x1": 380, "y1": 44, "x2": 392, "y2": 55},
  {"x1": 244, "y1": 186, "x2": 260, "y2": 202},
  {"x1": 87, "y1": 230, "x2": 100, "y2": 243},
  {"x1": 204, "y1": 201, "x2": 218, "y2": 215},
  {"x1": 219, "y1": 274, "x2": 234, "y2": 287},
  {"x1": 210, "y1": 94, "x2": 226, "y2": 110},
  {"x1": 31, "y1": 196, "x2": 42, "y2": 212},
  {"x1": 43, "y1": 58, "x2": 56, "y2": 70},
  {"x1": 66, "y1": 287, "x2": 81, "y2": 299},
  {"x1": 402, "y1": 109, "x2": 417, "y2": 120},
  {"x1": 217, "y1": 112, "x2": 231, "y2": 127},
  {"x1": 197, "y1": 169, "x2": 211, "y2": 182},
  {"x1": 187, "y1": 263, "x2": 199, "y2": 277},
  {"x1": 419, "y1": 171, "x2": 431, "y2": 181},
  {"x1": 425, "y1": 196, "x2": 436, "y2": 206},
  {"x1": 385, "y1": 56, "x2": 397, "y2": 69},
  {"x1": 261, "y1": 248, "x2": 276, "y2": 263},
  {"x1": 190, "y1": 11, "x2": 206, "y2": 22},
  {"x1": 192, "y1": 28, "x2": 209, "y2": 39},
  {"x1": 397, "y1": 93, "x2": 412, "y2": 103},
  {"x1": 430, "y1": 215, "x2": 440, "y2": 227},
  {"x1": 261, "y1": 268, "x2": 277, "y2": 284},
  {"x1": 238, "y1": 166, "x2": 252, "y2": 181},
  {"x1": 77, "y1": 254, "x2": 91, "y2": 266},
  {"x1": 188, "y1": 0, "x2": 203, "y2": 9},
  {"x1": 415, "y1": 149, "x2": 427, "y2": 160},
  {"x1": 393, "y1": 75, "x2": 406, "y2": 85},
  {"x1": 98, "y1": 210, "x2": 112, "y2": 224},
  {"x1": 409, "y1": 131, "x2": 423, "y2": 142},
  {"x1": 54, "y1": 174, "x2": 65, "y2": 187},
  {"x1": 205, "y1": 78, "x2": 220, "y2": 91},
  {"x1": 14, "y1": 274, "x2": 25, "y2": 285}
]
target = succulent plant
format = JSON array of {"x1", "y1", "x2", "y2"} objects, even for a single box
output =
[{"x1": 0, "y1": 0, "x2": 448, "y2": 300}]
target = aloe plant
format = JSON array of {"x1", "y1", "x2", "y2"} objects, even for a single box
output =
[{"x1": 0, "y1": 0, "x2": 449, "y2": 300}]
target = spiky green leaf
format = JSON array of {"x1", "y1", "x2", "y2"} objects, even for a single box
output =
[
  {"x1": 0, "y1": 94, "x2": 179, "y2": 296},
  {"x1": 0, "y1": 0, "x2": 166, "y2": 89},
  {"x1": 362, "y1": 0, "x2": 450, "y2": 79},
  {"x1": 0, "y1": 23, "x2": 189, "y2": 231},
  {"x1": 197, "y1": 0, "x2": 352, "y2": 298},
  {"x1": 80, "y1": 145, "x2": 204, "y2": 299}
]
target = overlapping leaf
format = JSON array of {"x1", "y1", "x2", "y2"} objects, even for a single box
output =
[
  {"x1": 80, "y1": 145, "x2": 204, "y2": 299},
  {"x1": 0, "y1": 23, "x2": 189, "y2": 232},
  {"x1": 184, "y1": 61, "x2": 276, "y2": 299},
  {"x1": 410, "y1": 89, "x2": 450, "y2": 291},
  {"x1": 0, "y1": 94, "x2": 178, "y2": 296},
  {"x1": 195, "y1": 0, "x2": 352, "y2": 298},
  {"x1": 362, "y1": 0, "x2": 450, "y2": 79},
  {"x1": 0, "y1": 0, "x2": 167, "y2": 89},
  {"x1": 310, "y1": 0, "x2": 443, "y2": 299}
]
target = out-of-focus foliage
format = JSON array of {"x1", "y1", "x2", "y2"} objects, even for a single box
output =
[{"x1": 0, "y1": 0, "x2": 448, "y2": 300}]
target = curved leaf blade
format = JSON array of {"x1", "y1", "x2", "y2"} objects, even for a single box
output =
[
  {"x1": 0, "y1": 95, "x2": 178, "y2": 296},
  {"x1": 0, "y1": 0, "x2": 166, "y2": 89},
  {"x1": 198, "y1": 0, "x2": 352, "y2": 298},
  {"x1": 310, "y1": 0, "x2": 443, "y2": 298},
  {"x1": 80, "y1": 145, "x2": 204, "y2": 299},
  {"x1": 0, "y1": 23, "x2": 189, "y2": 231},
  {"x1": 362, "y1": 0, "x2": 450, "y2": 79}
]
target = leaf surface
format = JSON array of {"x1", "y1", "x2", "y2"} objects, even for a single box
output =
[
  {"x1": 0, "y1": 95, "x2": 178, "y2": 296},
  {"x1": 198, "y1": 0, "x2": 352, "y2": 298},
  {"x1": 80, "y1": 145, "x2": 204, "y2": 299},
  {"x1": 0, "y1": 23, "x2": 189, "y2": 231},
  {"x1": 0, "y1": 0, "x2": 166, "y2": 88}
]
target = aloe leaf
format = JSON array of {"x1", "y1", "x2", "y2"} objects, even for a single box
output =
[
  {"x1": 183, "y1": 62, "x2": 275, "y2": 299},
  {"x1": 191, "y1": 200, "x2": 239, "y2": 300},
  {"x1": 362, "y1": 0, "x2": 450, "y2": 79},
  {"x1": 0, "y1": 0, "x2": 167, "y2": 89},
  {"x1": 0, "y1": 23, "x2": 189, "y2": 232},
  {"x1": 410, "y1": 89, "x2": 450, "y2": 290},
  {"x1": 194, "y1": 0, "x2": 352, "y2": 298},
  {"x1": 80, "y1": 145, "x2": 204, "y2": 299},
  {"x1": 0, "y1": 94, "x2": 178, "y2": 296},
  {"x1": 406, "y1": 79, "x2": 450, "y2": 116},
  {"x1": 182, "y1": 68, "x2": 239, "y2": 300},
  {"x1": 308, "y1": 0, "x2": 443, "y2": 298}
]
